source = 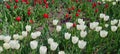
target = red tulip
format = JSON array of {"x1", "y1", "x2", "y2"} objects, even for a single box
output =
[
  {"x1": 105, "y1": 4, "x2": 109, "y2": 8},
  {"x1": 73, "y1": 23, "x2": 76, "y2": 27},
  {"x1": 95, "y1": 8, "x2": 98, "y2": 13},
  {"x1": 14, "y1": 5, "x2": 17, "y2": 9},
  {"x1": 43, "y1": 13, "x2": 49, "y2": 18},
  {"x1": 16, "y1": 16, "x2": 21, "y2": 22},
  {"x1": 6, "y1": 4, "x2": 10, "y2": 9},
  {"x1": 92, "y1": 2, "x2": 97, "y2": 8},
  {"x1": 76, "y1": 13, "x2": 79, "y2": 17},
  {"x1": 71, "y1": 6, "x2": 75, "y2": 10},
  {"x1": 29, "y1": 20, "x2": 34, "y2": 24},
  {"x1": 27, "y1": 11, "x2": 31, "y2": 16},
  {"x1": 77, "y1": 9, "x2": 81, "y2": 12},
  {"x1": 45, "y1": 3, "x2": 48, "y2": 8},
  {"x1": 15, "y1": 0, "x2": 19, "y2": 3},
  {"x1": 65, "y1": 13, "x2": 69, "y2": 18},
  {"x1": 44, "y1": 0, "x2": 47, "y2": 4}
]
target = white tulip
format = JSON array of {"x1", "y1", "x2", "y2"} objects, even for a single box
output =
[
  {"x1": 80, "y1": 31, "x2": 87, "y2": 38},
  {"x1": 72, "y1": 36, "x2": 79, "y2": 44},
  {"x1": 78, "y1": 19, "x2": 85, "y2": 25},
  {"x1": 105, "y1": 24, "x2": 109, "y2": 28},
  {"x1": 3, "y1": 43, "x2": 10, "y2": 49},
  {"x1": 111, "y1": 19, "x2": 118, "y2": 25},
  {"x1": 58, "y1": 51, "x2": 65, "y2": 54},
  {"x1": 4, "y1": 36, "x2": 11, "y2": 43},
  {"x1": 95, "y1": 26, "x2": 102, "y2": 32},
  {"x1": 112, "y1": 2, "x2": 116, "y2": 5},
  {"x1": 90, "y1": 22, "x2": 99, "y2": 30},
  {"x1": 104, "y1": 15, "x2": 109, "y2": 21},
  {"x1": 53, "y1": 20, "x2": 59, "y2": 25},
  {"x1": 50, "y1": 42, "x2": 58, "y2": 51},
  {"x1": 35, "y1": 31, "x2": 41, "y2": 37},
  {"x1": 111, "y1": 26, "x2": 118, "y2": 32},
  {"x1": 39, "y1": 46, "x2": 47, "y2": 54},
  {"x1": 0, "y1": 46, "x2": 3, "y2": 53},
  {"x1": 0, "y1": 35, "x2": 5, "y2": 40},
  {"x1": 9, "y1": 40, "x2": 20, "y2": 49},
  {"x1": 30, "y1": 40, "x2": 38, "y2": 50},
  {"x1": 22, "y1": 31, "x2": 27, "y2": 37},
  {"x1": 64, "y1": 32, "x2": 71, "y2": 40},
  {"x1": 18, "y1": 36, "x2": 24, "y2": 40},
  {"x1": 13, "y1": 34, "x2": 19, "y2": 40},
  {"x1": 56, "y1": 25, "x2": 62, "y2": 32},
  {"x1": 78, "y1": 40, "x2": 87, "y2": 49},
  {"x1": 25, "y1": 25, "x2": 31, "y2": 32},
  {"x1": 66, "y1": 22, "x2": 73, "y2": 29},
  {"x1": 77, "y1": 25, "x2": 86, "y2": 31},
  {"x1": 100, "y1": 13, "x2": 105, "y2": 19},
  {"x1": 100, "y1": 30, "x2": 108, "y2": 38},
  {"x1": 48, "y1": 38, "x2": 54, "y2": 44},
  {"x1": 31, "y1": 32, "x2": 38, "y2": 39}
]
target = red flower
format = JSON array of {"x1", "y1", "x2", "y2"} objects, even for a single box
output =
[
  {"x1": 16, "y1": 16, "x2": 21, "y2": 22},
  {"x1": 29, "y1": 20, "x2": 34, "y2": 24},
  {"x1": 14, "y1": 5, "x2": 17, "y2": 9},
  {"x1": 73, "y1": 23, "x2": 76, "y2": 27},
  {"x1": 97, "y1": 2, "x2": 101, "y2": 5},
  {"x1": 65, "y1": 13, "x2": 69, "y2": 18},
  {"x1": 71, "y1": 6, "x2": 75, "y2": 10},
  {"x1": 92, "y1": 2, "x2": 97, "y2": 8},
  {"x1": 6, "y1": 4, "x2": 10, "y2": 9},
  {"x1": 27, "y1": 11, "x2": 31, "y2": 16},
  {"x1": 45, "y1": 3, "x2": 48, "y2": 8},
  {"x1": 44, "y1": 0, "x2": 47, "y2": 4},
  {"x1": 76, "y1": 13, "x2": 79, "y2": 17},
  {"x1": 77, "y1": 9, "x2": 81, "y2": 12},
  {"x1": 95, "y1": 8, "x2": 98, "y2": 13},
  {"x1": 43, "y1": 13, "x2": 49, "y2": 18},
  {"x1": 15, "y1": 0, "x2": 19, "y2": 3},
  {"x1": 28, "y1": 7, "x2": 31, "y2": 11},
  {"x1": 105, "y1": 4, "x2": 109, "y2": 8},
  {"x1": 76, "y1": 0, "x2": 78, "y2": 3}
]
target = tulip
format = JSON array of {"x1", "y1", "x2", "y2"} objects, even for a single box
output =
[
  {"x1": 100, "y1": 13, "x2": 105, "y2": 19},
  {"x1": 48, "y1": 38, "x2": 54, "y2": 44},
  {"x1": 90, "y1": 22, "x2": 99, "y2": 30},
  {"x1": 105, "y1": 24, "x2": 109, "y2": 28},
  {"x1": 53, "y1": 20, "x2": 58, "y2": 25},
  {"x1": 30, "y1": 40, "x2": 38, "y2": 50},
  {"x1": 111, "y1": 19, "x2": 118, "y2": 25},
  {"x1": 39, "y1": 46, "x2": 47, "y2": 54},
  {"x1": 77, "y1": 24, "x2": 86, "y2": 31},
  {"x1": 104, "y1": 15, "x2": 109, "y2": 21},
  {"x1": 43, "y1": 13, "x2": 49, "y2": 18},
  {"x1": 78, "y1": 40, "x2": 87, "y2": 49},
  {"x1": 14, "y1": 5, "x2": 17, "y2": 9},
  {"x1": 9, "y1": 40, "x2": 20, "y2": 49},
  {"x1": 22, "y1": 31, "x2": 27, "y2": 37},
  {"x1": 111, "y1": 26, "x2": 118, "y2": 32},
  {"x1": 76, "y1": 13, "x2": 79, "y2": 17},
  {"x1": 56, "y1": 25, "x2": 62, "y2": 32},
  {"x1": 0, "y1": 35, "x2": 4, "y2": 40},
  {"x1": 80, "y1": 31, "x2": 87, "y2": 38},
  {"x1": 50, "y1": 42, "x2": 58, "y2": 51},
  {"x1": 78, "y1": 19, "x2": 85, "y2": 25},
  {"x1": 4, "y1": 36, "x2": 11, "y2": 43},
  {"x1": 95, "y1": 26, "x2": 102, "y2": 32},
  {"x1": 0, "y1": 46, "x2": 3, "y2": 53},
  {"x1": 15, "y1": 16, "x2": 21, "y2": 22},
  {"x1": 13, "y1": 34, "x2": 19, "y2": 40},
  {"x1": 15, "y1": 0, "x2": 19, "y2": 3},
  {"x1": 6, "y1": 4, "x2": 10, "y2": 9},
  {"x1": 100, "y1": 30, "x2": 108, "y2": 38},
  {"x1": 25, "y1": 25, "x2": 31, "y2": 32},
  {"x1": 66, "y1": 22, "x2": 73, "y2": 29},
  {"x1": 3, "y1": 43, "x2": 10, "y2": 49},
  {"x1": 58, "y1": 51, "x2": 65, "y2": 54},
  {"x1": 64, "y1": 32, "x2": 71, "y2": 40},
  {"x1": 72, "y1": 36, "x2": 79, "y2": 44}
]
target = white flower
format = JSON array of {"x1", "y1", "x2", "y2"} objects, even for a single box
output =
[
  {"x1": 104, "y1": 15, "x2": 109, "y2": 21},
  {"x1": 35, "y1": 31, "x2": 41, "y2": 37},
  {"x1": 31, "y1": 32, "x2": 38, "y2": 39},
  {"x1": 13, "y1": 34, "x2": 19, "y2": 40},
  {"x1": 0, "y1": 46, "x2": 3, "y2": 53},
  {"x1": 3, "y1": 43, "x2": 10, "y2": 49},
  {"x1": 4, "y1": 36, "x2": 11, "y2": 43},
  {"x1": 0, "y1": 35, "x2": 5, "y2": 40},
  {"x1": 80, "y1": 31, "x2": 87, "y2": 38},
  {"x1": 118, "y1": 20, "x2": 120, "y2": 27},
  {"x1": 53, "y1": 19, "x2": 59, "y2": 25},
  {"x1": 9, "y1": 40, "x2": 20, "y2": 49},
  {"x1": 78, "y1": 40, "x2": 87, "y2": 49},
  {"x1": 77, "y1": 25, "x2": 86, "y2": 31},
  {"x1": 48, "y1": 38, "x2": 54, "y2": 44},
  {"x1": 18, "y1": 36, "x2": 24, "y2": 40},
  {"x1": 105, "y1": 24, "x2": 109, "y2": 28},
  {"x1": 56, "y1": 25, "x2": 62, "y2": 32},
  {"x1": 111, "y1": 26, "x2": 118, "y2": 32},
  {"x1": 50, "y1": 42, "x2": 58, "y2": 51},
  {"x1": 39, "y1": 46, "x2": 47, "y2": 54},
  {"x1": 25, "y1": 25, "x2": 31, "y2": 32},
  {"x1": 78, "y1": 19, "x2": 85, "y2": 25},
  {"x1": 22, "y1": 31, "x2": 27, "y2": 37},
  {"x1": 66, "y1": 22, "x2": 73, "y2": 29},
  {"x1": 100, "y1": 13, "x2": 105, "y2": 18},
  {"x1": 112, "y1": 2, "x2": 116, "y2": 5},
  {"x1": 90, "y1": 22, "x2": 99, "y2": 30},
  {"x1": 64, "y1": 32, "x2": 71, "y2": 40},
  {"x1": 100, "y1": 30, "x2": 108, "y2": 38},
  {"x1": 30, "y1": 40, "x2": 38, "y2": 50},
  {"x1": 95, "y1": 26, "x2": 102, "y2": 32},
  {"x1": 58, "y1": 51, "x2": 65, "y2": 54},
  {"x1": 72, "y1": 36, "x2": 79, "y2": 44},
  {"x1": 111, "y1": 19, "x2": 118, "y2": 25}
]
